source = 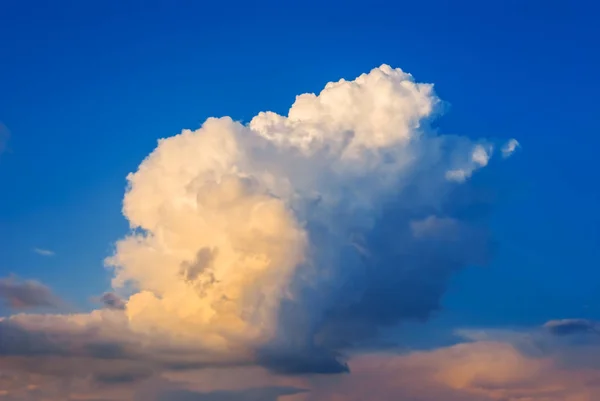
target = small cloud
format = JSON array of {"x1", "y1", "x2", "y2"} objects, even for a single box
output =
[
  {"x1": 33, "y1": 248, "x2": 55, "y2": 257},
  {"x1": 501, "y1": 138, "x2": 520, "y2": 158},
  {"x1": 445, "y1": 144, "x2": 493, "y2": 182},
  {"x1": 472, "y1": 144, "x2": 491, "y2": 167},
  {"x1": 0, "y1": 276, "x2": 62, "y2": 309}
]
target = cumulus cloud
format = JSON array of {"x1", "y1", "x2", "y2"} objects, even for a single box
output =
[
  {"x1": 0, "y1": 64, "x2": 518, "y2": 388},
  {"x1": 33, "y1": 248, "x2": 55, "y2": 257},
  {"x1": 0, "y1": 276, "x2": 62, "y2": 309},
  {"x1": 101, "y1": 64, "x2": 508, "y2": 372}
]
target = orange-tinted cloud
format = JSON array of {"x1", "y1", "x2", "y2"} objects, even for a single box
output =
[{"x1": 293, "y1": 337, "x2": 600, "y2": 401}]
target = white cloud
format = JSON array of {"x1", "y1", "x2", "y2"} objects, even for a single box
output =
[
  {"x1": 501, "y1": 138, "x2": 520, "y2": 158},
  {"x1": 472, "y1": 144, "x2": 492, "y2": 166},
  {"x1": 33, "y1": 248, "x2": 55, "y2": 257},
  {"x1": 445, "y1": 143, "x2": 493, "y2": 182}
]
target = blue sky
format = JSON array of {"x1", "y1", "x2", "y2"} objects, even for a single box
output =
[{"x1": 1, "y1": 2, "x2": 600, "y2": 396}]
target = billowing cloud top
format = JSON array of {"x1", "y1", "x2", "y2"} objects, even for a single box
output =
[{"x1": 3, "y1": 65, "x2": 514, "y2": 378}]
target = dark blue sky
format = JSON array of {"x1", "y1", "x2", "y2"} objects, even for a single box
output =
[{"x1": 1, "y1": 0, "x2": 599, "y2": 331}]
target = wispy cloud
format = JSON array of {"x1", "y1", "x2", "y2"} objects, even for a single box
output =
[
  {"x1": 501, "y1": 138, "x2": 520, "y2": 158},
  {"x1": 33, "y1": 248, "x2": 55, "y2": 257}
]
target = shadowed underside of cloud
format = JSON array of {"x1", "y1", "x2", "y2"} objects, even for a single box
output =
[
  {"x1": 0, "y1": 65, "x2": 521, "y2": 391},
  {"x1": 0, "y1": 277, "x2": 62, "y2": 309}
]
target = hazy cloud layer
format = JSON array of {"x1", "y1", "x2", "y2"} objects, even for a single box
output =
[{"x1": 2, "y1": 322, "x2": 599, "y2": 401}]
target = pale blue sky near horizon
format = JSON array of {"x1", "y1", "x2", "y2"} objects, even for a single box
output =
[{"x1": 0, "y1": 0, "x2": 599, "y2": 340}]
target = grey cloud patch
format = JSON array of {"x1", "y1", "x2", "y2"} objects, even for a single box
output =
[
  {"x1": 0, "y1": 314, "x2": 253, "y2": 383},
  {"x1": 180, "y1": 247, "x2": 219, "y2": 298},
  {"x1": 544, "y1": 319, "x2": 600, "y2": 337},
  {"x1": 156, "y1": 386, "x2": 307, "y2": 401},
  {"x1": 0, "y1": 318, "x2": 128, "y2": 359},
  {"x1": 181, "y1": 248, "x2": 217, "y2": 282},
  {"x1": 0, "y1": 276, "x2": 62, "y2": 309},
  {"x1": 99, "y1": 292, "x2": 126, "y2": 310},
  {"x1": 0, "y1": 318, "x2": 158, "y2": 388}
]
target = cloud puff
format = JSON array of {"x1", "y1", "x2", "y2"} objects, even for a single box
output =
[
  {"x1": 501, "y1": 138, "x2": 520, "y2": 158},
  {"x1": 1, "y1": 65, "x2": 516, "y2": 380},
  {"x1": 445, "y1": 143, "x2": 493, "y2": 182},
  {"x1": 0, "y1": 276, "x2": 62, "y2": 309},
  {"x1": 33, "y1": 248, "x2": 55, "y2": 257}
]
